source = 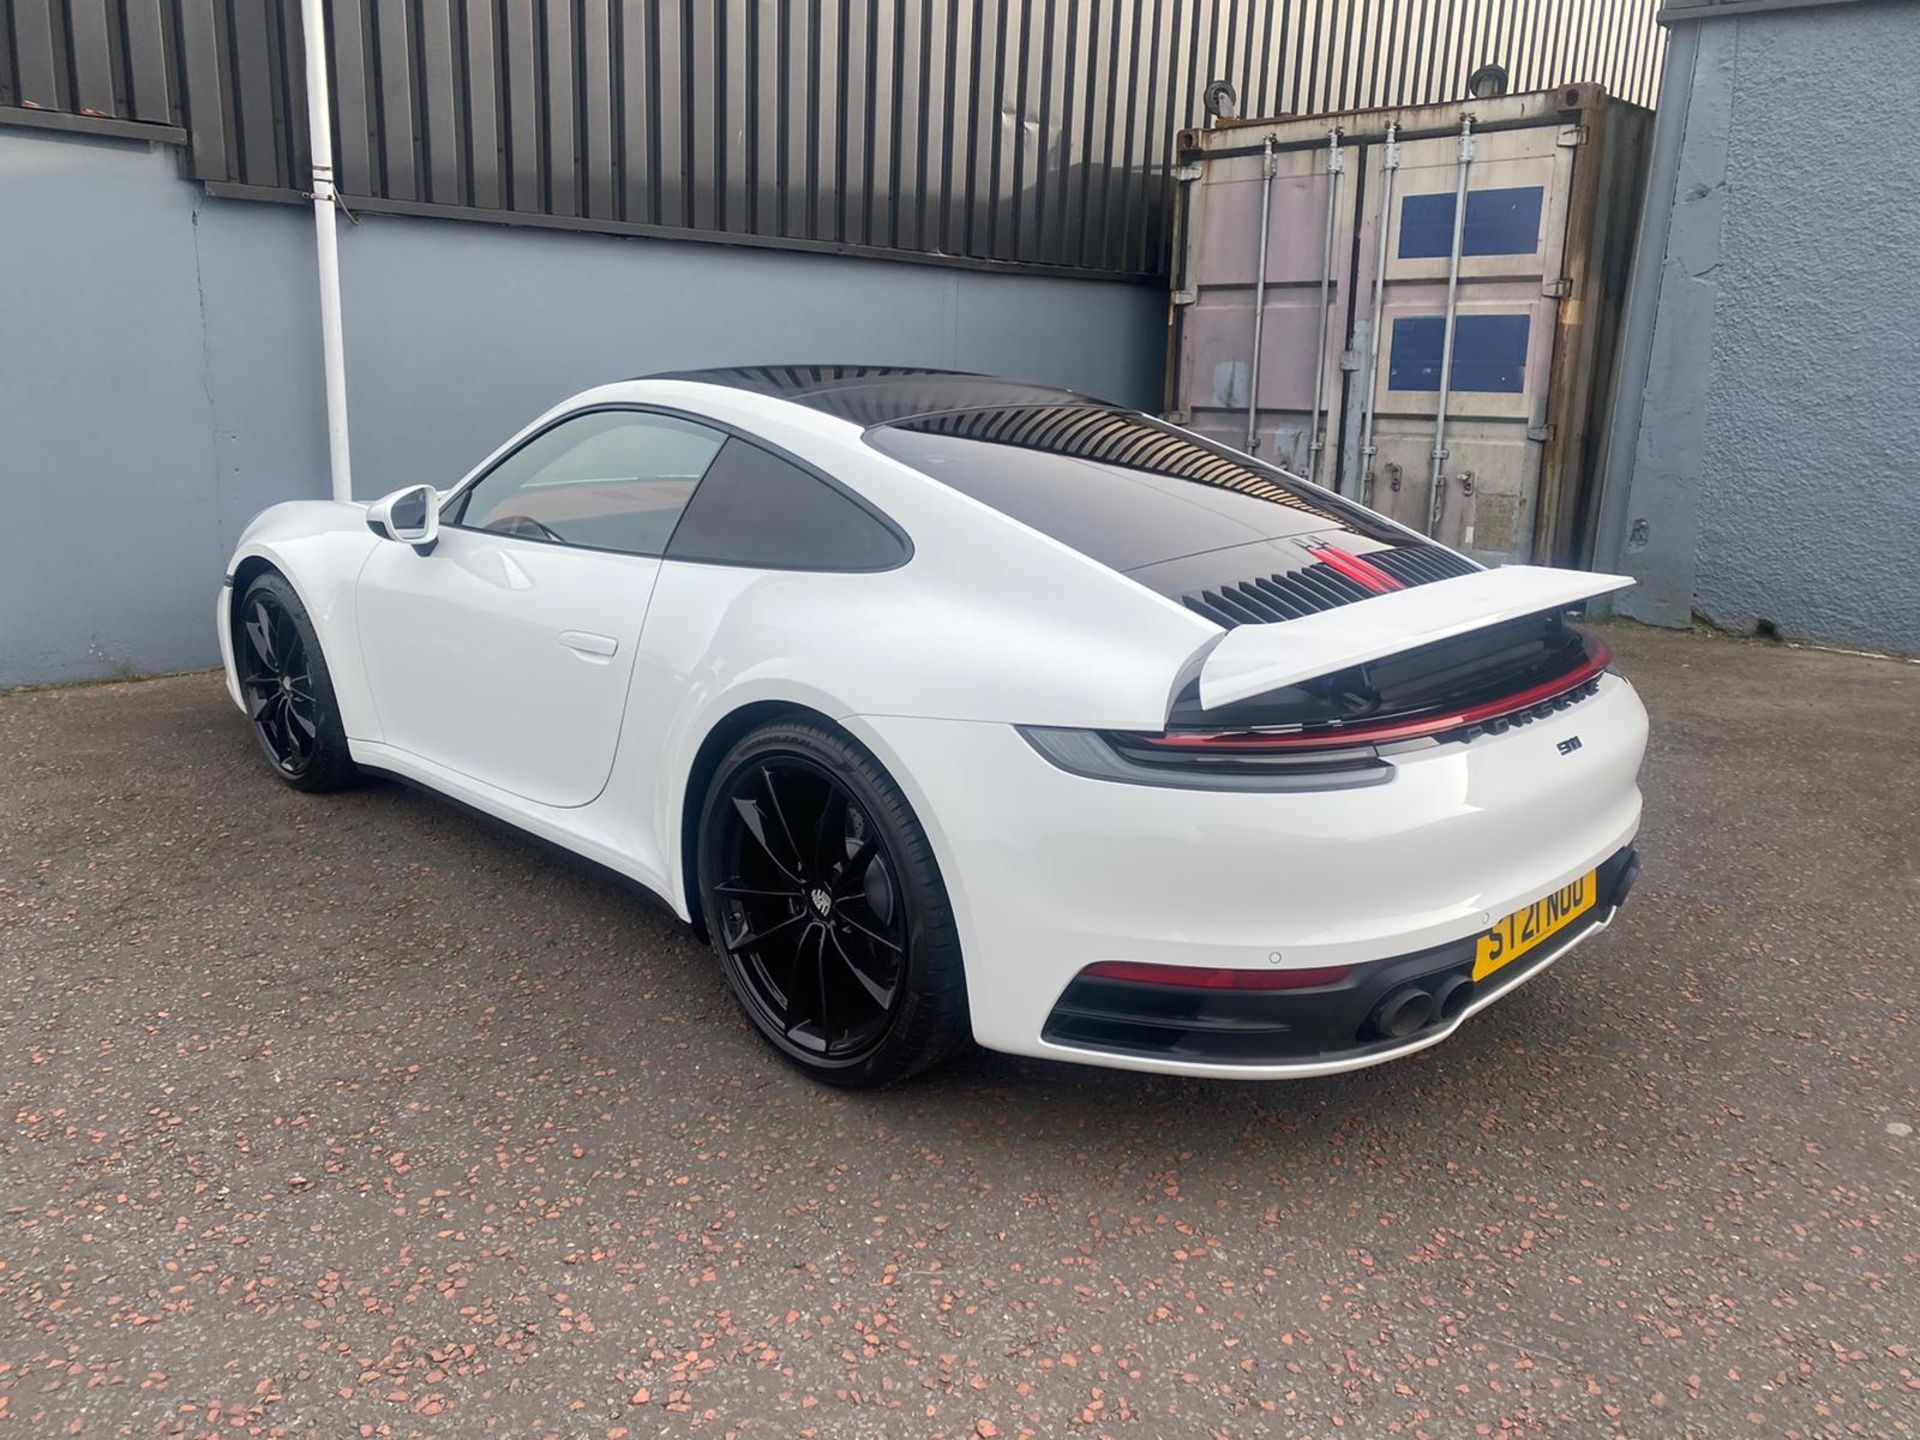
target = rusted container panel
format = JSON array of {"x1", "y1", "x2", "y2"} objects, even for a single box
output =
[{"x1": 1167, "y1": 85, "x2": 1652, "y2": 568}]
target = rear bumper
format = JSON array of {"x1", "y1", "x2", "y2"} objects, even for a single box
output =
[
  {"x1": 847, "y1": 671, "x2": 1648, "y2": 1080},
  {"x1": 1042, "y1": 846, "x2": 1638, "y2": 1072}
]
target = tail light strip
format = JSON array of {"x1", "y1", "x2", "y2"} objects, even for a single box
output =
[{"x1": 1145, "y1": 640, "x2": 1614, "y2": 753}]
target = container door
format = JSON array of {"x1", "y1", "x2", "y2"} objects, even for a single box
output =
[
  {"x1": 1351, "y1": 123, "x2": 1578, "y2": 563},
  {"x1": 1174, "y1": 134, "x2": 1355, "y2": 481}
]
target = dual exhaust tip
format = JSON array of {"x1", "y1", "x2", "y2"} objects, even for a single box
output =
[{"x1": 1368, "y1": 972, "x2": 1474, "y2": 1041}]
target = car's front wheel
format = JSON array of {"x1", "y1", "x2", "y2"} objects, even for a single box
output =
[
  {"x1": 696, "y1": 720, "x2": 970, "y2": 1087},
  {"x1": 233, "y1": 570, "x2": 360, "y2": 792}
]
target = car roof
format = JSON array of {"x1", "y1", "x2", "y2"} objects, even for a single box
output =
[
  {"x1": 644, "y1": 364, "x2": 1111, "y2": 428},
  {"x1": 623, "y1": 365, "x2": 1417, "y2": 596}
]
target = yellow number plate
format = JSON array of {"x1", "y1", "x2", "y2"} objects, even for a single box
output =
[{"x1": 1474, "y1": 871, "x2": 1598, "y2": 982}]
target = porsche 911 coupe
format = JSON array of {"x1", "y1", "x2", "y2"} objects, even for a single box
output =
[{"x1": 217, "y1": 366, "x2": 1646, "y2": 1086}]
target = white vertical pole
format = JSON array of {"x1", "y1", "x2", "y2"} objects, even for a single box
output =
[
  {"x1": 1427, "y1": 115, "x2": 1476, "y2": 536},
  {"x1": 1305, "y1": 126, "x2": 1344, "y2": 488},
  {"x1": 1355, "y1": 122, "x2": 1400, "y2": 503},
  {"x1": 299, "y1": 0, "x2": 353, "y2": 503},
  {"x1": 1244, "y1": 136, "x2": 1277, "y2": 455}
]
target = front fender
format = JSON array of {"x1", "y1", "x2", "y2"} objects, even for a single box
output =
[{"x1": 220, "y1": 501, "x2": 384, "y2": 741}]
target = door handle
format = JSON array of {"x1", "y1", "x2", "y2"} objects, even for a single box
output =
[{"x1": 558, "y1": 630, "x2": 619, "y2": 658}]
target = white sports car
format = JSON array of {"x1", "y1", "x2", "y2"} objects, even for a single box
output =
[{"x1": 218, "y1": 367, "x2": 1647, "y2": 1086}]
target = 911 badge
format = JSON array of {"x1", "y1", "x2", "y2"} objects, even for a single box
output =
[{"x1": 1557, "y1": 736, "x2": 1584, "y2": 755}]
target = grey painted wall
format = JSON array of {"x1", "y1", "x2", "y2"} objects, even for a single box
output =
[
  {"x1": 0, "y1": 127, "x2": 1164, "y2": 689},
  {"x1": 1601, "y1": 0, "x2": 1920, "y2": 653}
]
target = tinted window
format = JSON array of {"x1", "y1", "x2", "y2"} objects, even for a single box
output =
[
  {"x1": 451, "y1": 410, "x2": 726, "y2": 556},
  {"x1": 664, "y1": 438, "x2": 907, "y2": 571},
  {"x1": 865, "y1": 405, "x2": 1397, "y2": 573}
]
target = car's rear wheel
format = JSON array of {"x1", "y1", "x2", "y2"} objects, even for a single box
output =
[
  {"x1": 697, "y1": 720, "x2": 970, "y2": 1087},
  {"x1": 234, "y1": 571, "x2": 359, "y2": 792}
]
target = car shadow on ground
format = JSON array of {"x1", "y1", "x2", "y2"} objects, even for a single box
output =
[{"x1": 356, "y1": 757, "x2": 1610, "y2": 1150}]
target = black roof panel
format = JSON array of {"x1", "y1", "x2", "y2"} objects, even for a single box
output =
[{"x1": 650, "y1": 364, "x2": 1107, "y2": 427}]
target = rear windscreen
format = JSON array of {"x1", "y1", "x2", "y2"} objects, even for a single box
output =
[{"x1": 863, "y1": 405, "x2": 1398, "y2": 573}]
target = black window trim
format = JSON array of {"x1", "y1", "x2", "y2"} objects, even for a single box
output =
[{"x1": 440, "y1": 402, "x2": 914, "y2": 573}]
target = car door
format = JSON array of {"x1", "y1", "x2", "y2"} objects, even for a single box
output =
[{"x1": 355, "y1": 407, "x2": 727, "y2": 808}]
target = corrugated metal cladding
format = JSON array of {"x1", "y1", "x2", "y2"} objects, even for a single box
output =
[{"x1": 2, "y1": 0, "x2": 1666, "y2": 276}]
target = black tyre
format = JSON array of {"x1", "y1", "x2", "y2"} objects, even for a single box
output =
[
  {"x1": 697, "y1": 719, "x2": 970, "y2": 1087},
  {"x1": 233, "y1": 571, "x2": 360, "y2": 793}
]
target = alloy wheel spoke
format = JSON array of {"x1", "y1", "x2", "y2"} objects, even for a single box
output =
[
  {"x1": 810, "y1": 788, "x2": 849, "y2": 877},
  {"x1": 760, "y1": 767, "x2": 809, "y2": 878},
  {"x1": 724, "y1": 908, "x2": 807, "y2": 956},
  {"x1": 246, "y1": 602, "x2": 276, "y2": 669},
  {"x1": 713, "y1": 879, "x2": 799, "y2": 901},
  {"x1": 782, "y1": 924, "x2": 823, "y2": 1041},
  {"x1": 731, "y1": 797, "x2": 801, "y2": 883},
  {"x1": 277, "y1": 694, "x2": 304, "y2": 757},
  {"x1": 774, "y1": 936, "x2": 802, "y2": 1036},
  {"x1": 832, "y1": 837, "x2": 880, "y2": 899},
  {"x1": 262, "y1": 694, "x2": 291, "y2": 760},
  {"x1": 813, "y1": 925, "x2": 835, "y2": 1050},
  {"x1": 286, "y1": 696, "x2": 319, "y2": 738},
  {"x1": 270, "y1": 606, "x2": 298, "y2": 673},
  {"x1": 828, "y1": 927, "x2": 894, "y2": 1010},
  {"x1": 837, "y1": 908, "x2": 903, "y2": 955}
]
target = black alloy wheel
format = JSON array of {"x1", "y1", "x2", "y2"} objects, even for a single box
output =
[
  {"x1": 699, "y1": 721, "x2": 968, "y2": 1086},
  {"x1": 239, "y1": 588, "x2": 320, "y2": 775},
  {"x1": 234, "y1": 571, "x2": 359, "y2": 792}
]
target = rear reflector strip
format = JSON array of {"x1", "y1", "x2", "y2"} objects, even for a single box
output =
[
  {"x1": 1148, "y1": 640, "x2": 1613, "y2": 753},
  {"x1": 1081, "y1": 960, "x2": 1353, "y2": 990}
]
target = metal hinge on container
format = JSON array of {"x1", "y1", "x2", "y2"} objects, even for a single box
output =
[
  {"x1": 1172, "y1": 288, "x2": 1197, "y2": 306},
  {"x1": 1542, "y1": 277, "x2": 1573, "y2": 298},
  {"x1": 1527, "y1": 423, "x2": 1555, "y2": 443},
  {"x1": 1173, "y1": 162, "x2": 1204, "y2": 182},
  {"x1": 1557, "y1": 124, "x2": 1587, "y2": 148}
]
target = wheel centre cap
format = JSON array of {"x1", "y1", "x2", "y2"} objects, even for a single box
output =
[
  {"x1": 807, "y1": 886, "x2": 833, "y2": 919},
  {"x1": 280, "y1": 675, "x2": 294, "y2": 693}
]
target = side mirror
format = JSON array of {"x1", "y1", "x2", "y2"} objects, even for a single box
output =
[{"x1": 366, "y1": 484, "x2": 440, "y2": 552}]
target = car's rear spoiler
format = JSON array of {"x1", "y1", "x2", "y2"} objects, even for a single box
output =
[{"x1": 1192, "y1": 564, "x2": 1636, "y2": 711}]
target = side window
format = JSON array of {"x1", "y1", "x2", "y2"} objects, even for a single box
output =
[
  {"x1": 665, "y1": 438, "x2": 907, "y2": 571},
  {"x1": 449, "y1": 410, "x2": 727, "y2": 556}
]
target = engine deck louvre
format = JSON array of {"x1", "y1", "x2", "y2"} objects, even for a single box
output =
[{"x1": 1178, "y1": 545, "x2": 1479, "y2": 630}]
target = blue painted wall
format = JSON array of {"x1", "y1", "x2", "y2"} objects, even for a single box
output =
[
  {"x1": 1603, "y1": 0, "x2": 1920, "y2": 653},
  {"x1": 0, "y1": 127, "x2": 1164, "y2": 689}
]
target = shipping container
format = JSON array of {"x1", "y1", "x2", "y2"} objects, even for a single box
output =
[{"x1": 1165, "y1": 85, "x2": 1651, "y2": 568}]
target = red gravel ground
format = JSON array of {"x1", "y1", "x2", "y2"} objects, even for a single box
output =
[{"x1": 1, "y1": 623, "x2": 1915, "y2": 1439}]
